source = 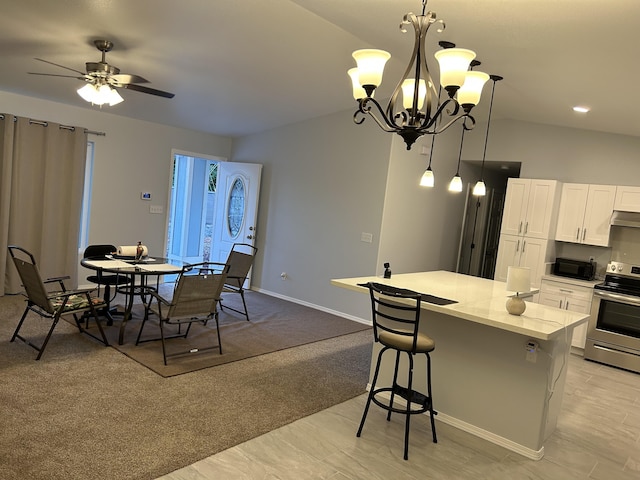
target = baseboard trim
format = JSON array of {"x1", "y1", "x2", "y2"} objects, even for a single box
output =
[
  {"x1": 252, "y1": 287, "x2": 371, "y2": 326},
  {"x1": 435, "y1": 412, "x2": 545, "y2": 461},
  {"x1": 367, "y1": 388, "x2": 545, "y2": 461}
]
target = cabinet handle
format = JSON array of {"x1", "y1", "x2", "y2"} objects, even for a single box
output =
[
  {"x1": 524, "y1": 222, "x2": 529, "y2": 234},
  {"x1": 516, "y1": 239, "x2": 520, "y2": 252},
  {"x1": 558, "y1": 300, "x2": 562, "y2": 308},
  {"x1": 576, "y1": 228, "x2": 580, "y2": 241},
  {"x1": 522, "y1": 240, "x2": 526, "y2": 253},
  {"x1": 559, "y1": 288, "x2": 573, "y2": 293},
  {"x1": 582, "y1": 229, "x2": 587, "y2": 241},
  {"x1": 566, "y1": 301, "x2": 570, "y2": 310},
  {"x1": 519, "y1": 221, "x2": 523, "y2": 234}
]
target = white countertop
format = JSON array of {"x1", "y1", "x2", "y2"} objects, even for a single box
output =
[{"x1": 331, "y1": 271, "x2": 589, "y2": 341}]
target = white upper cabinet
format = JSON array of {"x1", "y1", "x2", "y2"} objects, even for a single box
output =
[
  {"x1": 500, "y1": 179, "x2": 560, "y2": 239},
  {"x1": 614, "y1": 186, "x2": 640, "y2": 212},
  {"x1": 555, "y1": 184, "x2": 616, "y2": 246},
  {"x1": 501, "y1": 178, "x2": 530, "y2": 236}
]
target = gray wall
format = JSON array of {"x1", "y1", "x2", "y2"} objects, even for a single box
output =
[
  {"x1": 231, "y1": 110, "x2": 390, "y2": 320},
  {"x1": 235, "y1": 114, "x2": 640, "y2": 320}
]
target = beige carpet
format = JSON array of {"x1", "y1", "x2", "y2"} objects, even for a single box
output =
[
  {"x1": 0, "y1": 291, "x2": 373, "y2": 480},
  {"x1": 106, "y1": 290, "x2": 370, "y2": 377}
]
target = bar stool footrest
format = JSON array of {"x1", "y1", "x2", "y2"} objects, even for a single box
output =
[{"x1": 371, "y1": 386, "x2": 436, "y2": 416}]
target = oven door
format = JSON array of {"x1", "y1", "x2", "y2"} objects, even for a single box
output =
[{"x1": 587, "y1": 289, "x2": 640, "y2": 356}]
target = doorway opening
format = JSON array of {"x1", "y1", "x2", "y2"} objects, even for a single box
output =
[
  {"x1": 456, "y1": 161, "x2": 520, "y2": 278},
  {"x1": 166, "y1": 150, "x2": 224, "y2": 265}
]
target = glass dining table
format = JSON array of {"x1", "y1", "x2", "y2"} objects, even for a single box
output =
[{"x1": 81, "y1": 256, "x2": 186, "y2": 345}]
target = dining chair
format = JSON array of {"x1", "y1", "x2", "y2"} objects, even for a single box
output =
[
  {"x1": 83, "y1": 244, "x2": 131, "y2": 325},
  {"x1": 219, "y1": 243, "x2": 258, "y2": 321},
  {"x1": 135, "y1": 262, "x2": 229, "y2": 365},
  {"x1": 7, "y1": 245, "x2": 109, "y2": 360}
]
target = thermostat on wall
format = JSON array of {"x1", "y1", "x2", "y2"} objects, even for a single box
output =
[{"x1": 141, "y1": 192, "x2": 152, "y2": 200}]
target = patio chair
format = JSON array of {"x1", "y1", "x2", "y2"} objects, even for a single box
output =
[
  {"x1": 135, "y1": 262, "x2": 229, "y2": 365},
  {"x1": 219, "y1": 243, "x2": 258, "y2": 321},
  {"x1": 7, "y1": 245, "x2": 109, "y2": 360}
]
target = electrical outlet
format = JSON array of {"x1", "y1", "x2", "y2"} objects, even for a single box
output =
[
  {"x1": 525, "y1": 340, "x2": 538, "y2": 363},
  {"x1": 361, "y1": 232, "x2": 373, "y2": 243},
  {"x1": 150, "y1": 205, "x2": 163, "y2": 214}
]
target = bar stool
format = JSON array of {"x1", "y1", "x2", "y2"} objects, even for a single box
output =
[{"x1": 357, "y1": 282, "x2": 437, "y2": 460}]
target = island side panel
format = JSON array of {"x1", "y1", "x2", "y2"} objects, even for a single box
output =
[{"x1": 369, "y1": 309, "x2": 568, "y2": 453}]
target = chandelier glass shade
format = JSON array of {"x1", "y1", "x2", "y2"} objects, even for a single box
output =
[
  {"x1": 348, "y1": 1, "x2": 490, "y2": 150},
  {"x1": 77, "y1": 82, "x2": 124, "y2": 106}
]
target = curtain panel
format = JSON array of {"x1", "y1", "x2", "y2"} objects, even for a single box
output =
[{"x1": 0, "y1": 114, "x2": 88, "y2": 295}]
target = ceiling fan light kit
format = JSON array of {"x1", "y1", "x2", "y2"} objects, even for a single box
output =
[
  {"x1": 348, "y1": 0, "x2": 496, "y2": 150},
  {"x1": 29, "y1": 39, "x2": 175, "y2": 107},
  {"x1": 77, "y1": 83, "x2": 123, "y2": 106}
]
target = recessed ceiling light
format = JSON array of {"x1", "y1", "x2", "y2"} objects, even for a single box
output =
[{"x1": 573, "y1": 106, "x2": 590, "y2": 113}]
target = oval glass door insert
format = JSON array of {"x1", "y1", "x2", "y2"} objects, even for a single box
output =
[{"x1": 227, "y1": 177, "x2": 245, "y2": 238}]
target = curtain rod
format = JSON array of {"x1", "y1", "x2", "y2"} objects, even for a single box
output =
[{"x1": 0, "y1": 114, "x2": 106, "y2": 136}]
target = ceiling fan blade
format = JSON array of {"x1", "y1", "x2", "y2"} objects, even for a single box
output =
[
  {"x1": 28, "y1": 72, "x2": 86, "y2": 80},
  {"x1": 111, "y1": 73, "x2": 149, "y2": 85},
  {"x1": 121, "y1": 83, "x2": 175, "y2": 99},
  {"x1": 34, "y1": 57, "x2": 85, "y2": 76}
]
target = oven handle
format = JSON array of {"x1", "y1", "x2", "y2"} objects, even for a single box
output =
[{"x1": 593, "y1": 289, "x2": 640, "y2": 306}]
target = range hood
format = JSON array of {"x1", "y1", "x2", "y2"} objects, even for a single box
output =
[{"x1": 611, "y1": 210, "x2": 640, "y2": 228}]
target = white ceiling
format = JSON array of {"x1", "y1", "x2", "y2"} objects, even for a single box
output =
[{"x1": 1, "y1": 0, "x2": 639, "y2": 139}]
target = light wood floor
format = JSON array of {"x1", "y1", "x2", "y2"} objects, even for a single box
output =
[{"x1": 158, "y1": 354, "x2": 640, "y2": 479}]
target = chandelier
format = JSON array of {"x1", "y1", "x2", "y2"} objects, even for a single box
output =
[{"x1": 348, "y1": 0, "x2": 490, "y2": 150}]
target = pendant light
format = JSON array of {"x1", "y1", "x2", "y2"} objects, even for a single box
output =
[
  {"x1": 449, "y1": 126, "x2": 466, "y2": 193},
  {"x1": 473, "y1": 75, "x2": 503, "y2": 196},
  {"x1": 420, "y1": 136, "x2": 436, "y2": 187}
]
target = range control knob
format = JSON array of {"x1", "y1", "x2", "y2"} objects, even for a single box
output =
[{"x1": 618, "y1": 265, "x2": 624, "y2": 272}]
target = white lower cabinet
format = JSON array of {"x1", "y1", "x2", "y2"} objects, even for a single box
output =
[{"x1": 538, "y1": 278, "x2": 593, "y2": 350}]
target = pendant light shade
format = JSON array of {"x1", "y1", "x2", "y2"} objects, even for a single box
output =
[
  {"x1": 472, "y1": 180, "x2": 486, "y2": 196},
  {"x1": 420, "y1": 167, "x2": 435, "y2": 187},
  {"x1": 448, "y1": 175, "x2": 463, "y2": 192}
]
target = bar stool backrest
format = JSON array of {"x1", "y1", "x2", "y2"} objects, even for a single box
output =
[{"x1": 367, "y1": 282, "x2": 422, "y2": 354}]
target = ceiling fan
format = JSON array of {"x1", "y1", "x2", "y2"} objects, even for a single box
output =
[{"x1": 29, "y1": 39, "x2": 175, "y2": 105}]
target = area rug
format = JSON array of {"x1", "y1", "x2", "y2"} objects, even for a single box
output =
[{"x1": 101, "y1": 290, "x2": 370, "y2": 377}]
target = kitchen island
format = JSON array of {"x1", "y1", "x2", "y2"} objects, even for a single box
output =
[{"x1": 331, "y1": 271, "x2": 589, "y2": 460}]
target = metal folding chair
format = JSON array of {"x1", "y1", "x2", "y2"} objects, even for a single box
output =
[{"x1": 8, "y1": 245, "x2": 109, "y2": 360}]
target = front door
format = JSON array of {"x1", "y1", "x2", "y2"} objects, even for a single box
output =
[{"x1": 210, "y1": 162, "x2": 262, "y2": 287}]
